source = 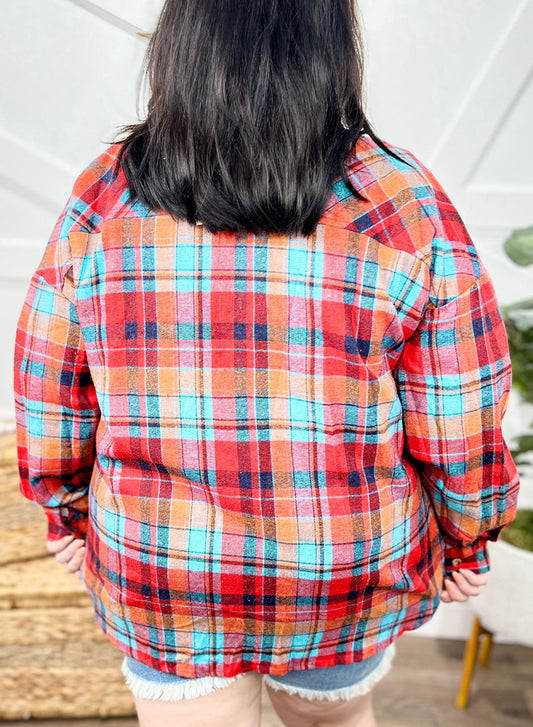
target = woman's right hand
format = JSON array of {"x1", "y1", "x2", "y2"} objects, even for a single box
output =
[
  {"x1": 46, "y1": 534, "x2": 86, "y2": 579},
  {"x1": 440, "y1": 568, "x2": 489, "y2": 603}
]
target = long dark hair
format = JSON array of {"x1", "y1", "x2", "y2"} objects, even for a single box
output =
[{"x1": 117, "y1": 0, "x2": 388, "y2": 236}]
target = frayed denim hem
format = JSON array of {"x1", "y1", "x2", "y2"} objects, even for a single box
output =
[
  {"x1": 121, "y1": 642, "x2": 396, "y2": 703},
  {"x1": 121, "y1": 658, "x2": 244, "y2": 701},
  {"x1": 264, "y1": 642, "x2": 396, "y2": 702}
]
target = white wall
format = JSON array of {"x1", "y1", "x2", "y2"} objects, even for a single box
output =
[
  {"x1": 1, "y1": 0, "x2": 532, "y2": 640},
  {"x1": 0, "y1": 0, "x2": 162, "y2": 422}
]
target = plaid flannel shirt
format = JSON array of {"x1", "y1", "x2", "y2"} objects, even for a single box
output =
[{"x1": 14, "y1": 136, "x2": 519, "y2": 677}]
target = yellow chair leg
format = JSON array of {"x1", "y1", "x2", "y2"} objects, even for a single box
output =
[
  {"x1": 455, "y1": 615, "x2": 482, "y2": 709},
  {"x1": 478, "y1": 628, "x2": 493, "y2": 668}
]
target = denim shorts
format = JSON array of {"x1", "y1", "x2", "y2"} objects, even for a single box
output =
[{"x1": 121, "y1": 642, "x2": 396, "y2": 703}]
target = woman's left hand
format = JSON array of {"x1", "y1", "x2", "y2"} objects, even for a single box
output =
[
  {"x1": 440, "y1": 568, "x2": 489, "y2": 603},
  {"x1": 46, "y1": 535, "x2": 86, "y2": 579}
]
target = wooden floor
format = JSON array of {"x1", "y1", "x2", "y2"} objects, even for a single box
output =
[{"x1": 2, "y1": 634, "x2": 531, "y2": 727}]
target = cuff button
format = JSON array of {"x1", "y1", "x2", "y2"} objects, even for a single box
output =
[{"x1": 452, "y1": 558, "x2": 462, "y2": 566}]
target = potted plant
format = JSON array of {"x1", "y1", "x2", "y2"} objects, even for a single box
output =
[{"x1": 471, "y1": 226, "x2": 533, "y2": 646}]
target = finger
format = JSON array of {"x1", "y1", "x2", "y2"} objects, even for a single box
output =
[
  {"x1": 443, "y1": 577, "x2": 469, "y2": 602},
  {"x1": 67, "y1": 546, "x2": 85, "y2": 570},
  {"x1": 65, "y1": 546, "x2": 86, "y2": 571},
  {"x1": 54, "y1": 538, "x2": 84, "y2": 563},
  {"x1": 54, "y1": 539, "x2": 85, "y2": 564},
  {"x1": 46, "y1": 535, "x2": 74, "y2": 554},
  {"x1": 451, "y1": 571, "x2": 481, "y2": 597},
  {"x1": 455, "y1": 569, "x2": 489, "y2": 587},
  {"x1": 440, "y1": 589, "x2": 451, "y2": 603},
  {"x1": 70, "y1": 546, "x2": 86, "y2": 572}
]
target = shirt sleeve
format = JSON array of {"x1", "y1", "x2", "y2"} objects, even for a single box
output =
[
  {"x1": 13, "y1": 148, "x2": 121, "y2": 541},
  {"x1": 14, "y1": 262, "x2": 101, "y2": 542},
  {"x1": 392, "y1": 208, "x2": 520, "y2": 577}
]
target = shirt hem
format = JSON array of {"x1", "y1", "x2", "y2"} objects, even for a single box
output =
[{"x1": 90, "y1": 594, "x2": 439, "y2": 679}]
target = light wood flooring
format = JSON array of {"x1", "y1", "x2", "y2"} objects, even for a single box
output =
[{"x1": 2, "y1": 634, "x2": 531, "y2": 727}]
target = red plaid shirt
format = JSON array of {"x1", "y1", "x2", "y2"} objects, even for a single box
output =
[{"x1": 14, "y1": 136, "x2": 519, "y2": 677}]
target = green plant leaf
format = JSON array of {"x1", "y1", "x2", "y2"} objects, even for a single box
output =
[
  {"x1": 500, "y1": 509, "x2": 533, "y2": 552},
  {"x1": 503, "y1": 306, "x2": 533, "y2": 405},
  {"x1": 504, "y1": 226, "x2": 533, "y2": 266}
]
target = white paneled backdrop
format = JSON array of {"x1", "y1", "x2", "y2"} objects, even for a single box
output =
[{"x1": 1, "y1": 0, "x2": 532, "y2": 639}]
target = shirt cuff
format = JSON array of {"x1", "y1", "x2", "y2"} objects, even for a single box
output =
[
  {"x1": 443, "y1": 537, "x2": 490, "y2": 575},
  {"x1": 45, "y1": 507, "x2": 88, "y2": 542}
]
